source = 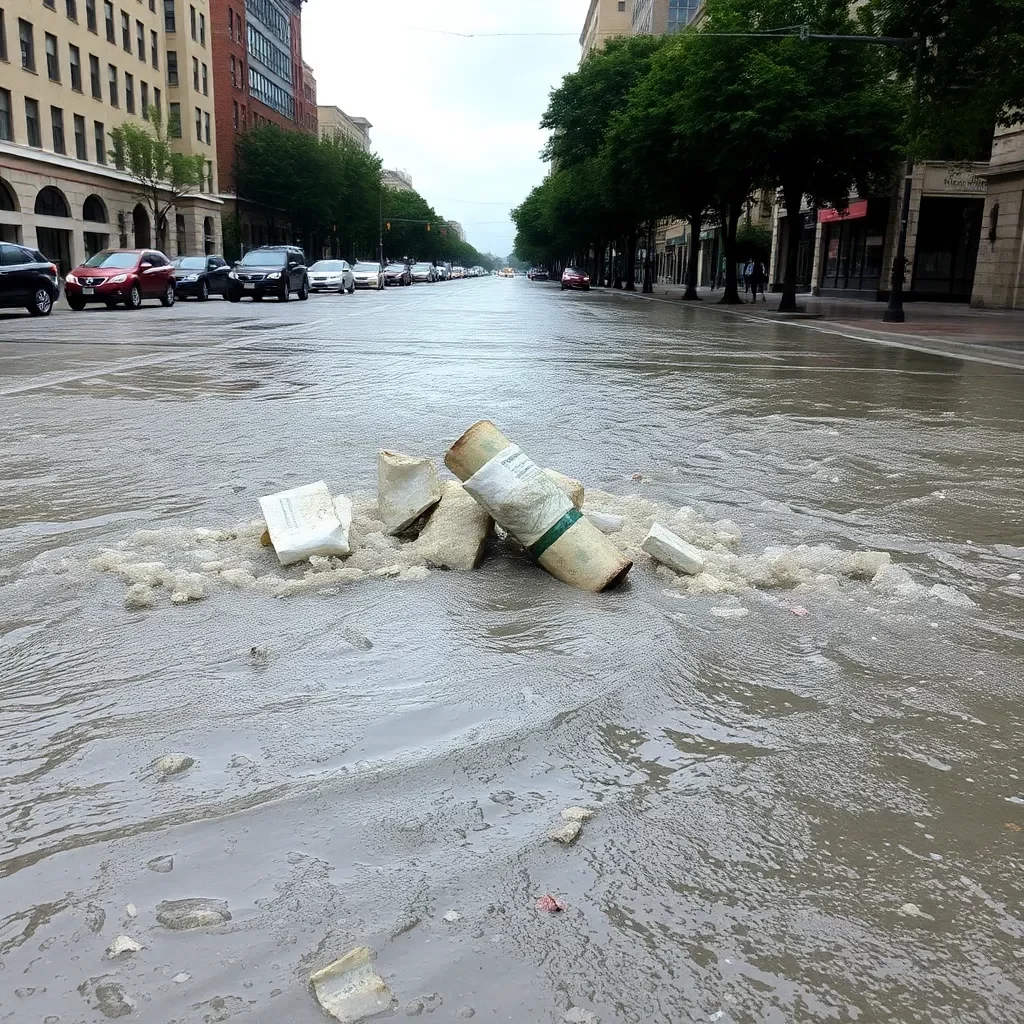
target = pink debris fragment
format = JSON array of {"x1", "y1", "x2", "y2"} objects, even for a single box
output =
[
  {"x1": 791, "y1": 607, "x2": 810, "y2": 617},
  {"x1": 536, "y1": 894, "x2": 567, "y2": 913}
]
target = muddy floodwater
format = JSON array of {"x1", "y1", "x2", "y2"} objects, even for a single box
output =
[{"x1": 2, "y1": 281, "x2": 1023, "y2": 1024}]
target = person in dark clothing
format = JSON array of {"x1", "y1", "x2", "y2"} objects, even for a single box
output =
[{"x1": 749, "y1": 260, "x2": 767, "y2": 302}]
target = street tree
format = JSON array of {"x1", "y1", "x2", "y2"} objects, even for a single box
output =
[{"x1": 109, "y1": 106, "x2": 206, "y2": 250}]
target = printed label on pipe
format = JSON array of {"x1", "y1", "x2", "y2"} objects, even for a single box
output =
[{"x1": 463, "y1": 444, "x2": 574, "y2": 547}]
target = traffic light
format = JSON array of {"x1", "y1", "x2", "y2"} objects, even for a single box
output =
[
  {"x1": 385, "y1": 221, "x2": 391, "y2": 231},
  {"x1": 426, "y1": 222, "x2": 431, "y2": 233}
]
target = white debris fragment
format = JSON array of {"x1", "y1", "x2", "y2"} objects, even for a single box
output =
[
  {"x1": 173, "y1": 972, "x2": 192, "y2": 984},
  {"x1": 710, "y1": 607, "x2": 749, "y2": 619},
  {"x1": 377, "y1": 451, "x2": 442, "y2": 535},
  {"x1": 563, "y1": 1010, "x2": 600, "y2": 1024},
  {"x1": 543, "y1": 468, "x2": 585, "y2": 509},
  {"x1": 124, "y1": 583, "x2": 157, "y2": 610},
  {"x1": 584, "y1": 510, "x2": 624, "y2": 534},
  {"x1": 898, "y1": 902, "x2": 935, "y2": 921},
  {"x1": 413, "y1": 481, "x2": 492, "y2": 570},
  {"x1": 151, "y1": 754, "x2": 195, "y2": 778},
  {"x1": 107, "y1": 935, "x2": 141, "y2": 958},
  {"x1": 549, "y1": 822, "x2": 583, "y2": 846},
  {"x1": 561, "y1": 807, "x2": 596, "y2": 822},
  {"x1": 309, "y1": 946, "x2": 396, "y2": 1023},
  {"x1": 156, "y1": 898, "x2": 231, "y2": 930},
  {"x1": 260, "y1": 482, "x2": 352, "y2": 566},
  {"x1": 929, "y1": 583, "x2": 976, "y2": 609},
  {"x1": 443, "y1": 910, "x2": 462, "y2": 923},
  {"x1": 642, "y1": 523, "x2": 705, "y2": 576},
  {"x1": 125, "y1": 904, "x2": 138, "y2": 918}
]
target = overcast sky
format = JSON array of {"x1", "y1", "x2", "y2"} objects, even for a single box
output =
[{"x1": 303, "y1": 0, "x2": 588, "y2": 259}]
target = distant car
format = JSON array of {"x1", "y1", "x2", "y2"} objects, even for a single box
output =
[
  {"x1": 499, "y1": 267, "x2": 515, "y2": 279},
  {"x1": 410, "y1": 262, "x2": 436, "y2": 283},
  {"x1": 172, "y1": 254, "x2": 231, "y2": 300},
  {"x1": 528, "y1": 267, "x2": 549, "y2": 281},
  {"x1": 352, "y1": 261, "x2": 384, "y2": 290},
  {"x1": 451, "y1": 266, "x2": 465, "y2": 280},
  {"x1": 561, "y1": 267, "x2": 591, "y2": 291},
  {"x1": 435, "y1": 263, "x2": 451, "y2": 281},
  {"x1": 384, "y1": 263, "x2": 412, "y2": 287},
  {"x1": 227, "y1": 246, "x2": 309, "y2": 302},
  {"x1": 0, "y1": 242, "x2": 60, "y2": 316},
  {"x1": 65, "y1": 249, "x2": 176, "y2": 310},
  {"x1": 309, "y1": 259, "x2": 355, "y2": 294}
]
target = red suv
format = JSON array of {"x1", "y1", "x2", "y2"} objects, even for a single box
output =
[{"x1": 65, "y1": 249, "x2": 176, "y2": 311}]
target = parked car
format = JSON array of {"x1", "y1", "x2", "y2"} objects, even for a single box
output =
[
  {"x1": 410, "y1": 262, "x2": 436, "y2": 283},
  {"x1": 528, "y1": 267, "x2": 549, "y2": 281},
  {"x1": 352, "y1": 261, "x2": 385, "y2": 290},
  {"x1": 65, "y1": 249, "x2": 176, "y2": 310},
  {"x1": 309, "y1": 259, "x2": 355, "y2": 294},
  {"x1": 561, "y1": 266, "x2": 591, "y2": 291},
  {"x1": 0, "y1": 242, "x2": 60, "y2": 316},
  {"x1": 172, "y1": 254, "x2": 231, "y2": 300},
  {"x1": 384, "y1": 262, "x2": 412, "y2": 287},
  {"x1": 436, "y1": 264, "x2": 451, "y2": 281},
  {"x1": 226, "y1": 246, "x2": 309, "y2": 302}
]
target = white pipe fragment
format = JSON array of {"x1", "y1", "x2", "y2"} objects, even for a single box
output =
[{"x1": 641, "y1": 523, "x2": 705, "y2": 576}]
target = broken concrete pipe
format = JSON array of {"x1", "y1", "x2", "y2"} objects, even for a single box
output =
[
  {"x1": 377, "y1": 450, "x2": 442, "y2": 535},
  {"x1": 445, "y1": 420, "x2": 632, "y2": 593}
]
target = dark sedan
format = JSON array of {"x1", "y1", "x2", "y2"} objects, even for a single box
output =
[
  {"x1": 384, "y1": 263, "x2": 412, "y2": 287},
  {"x1": 0, "y1": 242, "x2": 60, "y2": 316},
  {"x1": 172, "y1": 255, "x2": 231, "y2": 300}
]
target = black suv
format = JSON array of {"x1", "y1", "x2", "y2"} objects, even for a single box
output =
[
  {"x1": 0, "y1": 242, "x2": 60, "y2": 316},
  {"x1": 226, "y1": 245, "x2": 310, "y2": 302}
]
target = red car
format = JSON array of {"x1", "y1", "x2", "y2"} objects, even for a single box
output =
[
  {"x1": 561, "y1": 266, "x2": 591, "y2": 291},
  {"x1": 65, "y1": 249, "x2": 176, "y2": 311}
]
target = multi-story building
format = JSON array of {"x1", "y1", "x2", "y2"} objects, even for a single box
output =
[
  {"x1": 317, "y1": 105, "x2": 371, "y2": 152},
  {"x1": 631, "y1": 0, "x2": 703, "y2": 36},
  {"x1": 298, "y1": 57, "x2": 315, "y2": 133},
  {"x1": 382, "y1": 167, "x2": 413, "y2": 192},
  {"x1": 447, "y1": 220, "x2": 465, "y2": 242},
  {"x1": 972, "y1": 125, "x2": 1024, "y2": 308},
  {"x1": 0, "y1": 0, "x2": 223, "y2": 273},
  {"x1": 580, "y1": 0, "x2": 630, "y2": 58}
]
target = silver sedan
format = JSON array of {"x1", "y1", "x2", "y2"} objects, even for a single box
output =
[
  {"x1": 352, "y1": 261, "x2": 385, "y2": 290},
  {"x1": 308, "y1": 260, "x2": 355, "y2": 294}
]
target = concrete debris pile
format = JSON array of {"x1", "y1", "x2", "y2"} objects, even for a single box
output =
[{"x1": 72, "y1": 417, "x2": 973, "y2": 610}]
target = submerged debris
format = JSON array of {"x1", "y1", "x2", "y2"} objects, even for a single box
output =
[
  {"x1": 106, "y1": 935, "x2": 141, "y2": 959},
  {"x1": 536, "y1": 894, "x2": 567, "y2": 913},
  {"x1": 155, "y1": 898, "x2": 231, "y2": 931},
  {"x1": 549, "y1": 821, "x2": 583, "y2": 846},
  {"x1": 309, "y1": 946, "x2": 395, "y2": 1023},
  {"x1": 150, "y1": 754, "x2": 195, "y2": 779}
]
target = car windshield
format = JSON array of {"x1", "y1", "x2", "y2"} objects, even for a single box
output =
[
  {"x1": 386, "y1": 264, "x2": 405, "y2": 272},
  {"x1": 354, "y1": 263, "x2": 379, "y2": 271},
  {"x1": 173, "y1": 257, "x2": 207, "y2": 270},
  {"x1": 413, "y1": 264, "x2": 431, "y2": 271},
  {"x1": 240, "y1": 251, "x2": 287, "y2": 267},
  {"x1": 83, "y1": 251, "x2": 138, "y2": 269},
  {"x1": 310, "y1": 261, "x2": 345, "y2": 272}
]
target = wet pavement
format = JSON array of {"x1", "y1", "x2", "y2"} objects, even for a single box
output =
[{"x1": 1, "y1": 279, "x2": 1024, "y2": 1023}]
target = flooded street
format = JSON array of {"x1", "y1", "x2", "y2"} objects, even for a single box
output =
[{"x1": 2, "y1": 278, "x2": 1023, "y2": 1023}]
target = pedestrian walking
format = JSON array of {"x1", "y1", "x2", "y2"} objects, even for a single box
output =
[
  {"x1": 743, "y1": 260, "x2": 753, "y2": 294},
  {"x1": 750, "y1": 260, "x2": 767, "y2": 302}
]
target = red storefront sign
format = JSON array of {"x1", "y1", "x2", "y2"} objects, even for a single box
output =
[{"x1": 818, "y1": 200, "x2": 869, "y2": 223}]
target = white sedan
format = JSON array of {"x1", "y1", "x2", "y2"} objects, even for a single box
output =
[
  {"x1": 308, "y1": 260, "x2": 355, "y2": 294},
  {"x1": 352, "y1": 261, "x2": 385, "y2": 290}
]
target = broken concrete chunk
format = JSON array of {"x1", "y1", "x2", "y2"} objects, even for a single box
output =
[
  {"x1": 413, "y1": 481, "x2": 493, "y2": 570},
  {"x1": 259, "y1": 481, "x2": 352, "y2": 566},
  {"x1": 309, "y1": 946, "x2": 396, "y2": 1023},
  {"x1": 151, "y1": 754, "x2": 195, "y2": 779},
  {"x1": 542, "y1": 468, "x2": 584, "y2": 509},
  {"x1": 584, "y1": 511, "x2": 624, "y2": 534},
  {"x1": 147, "y1": 855, "x2": 174, "y2": 874},
  {"x1": 155, "y1": 898, "x2": 231, "y2": 931},
  {"x1": 642, "y1": 523, "x2": 705, "y2": 576},
  {"x1": 549, "y1": 821, "x2": 583, "y2": 846},
  {"x1": 378, "y1": 451, "x2": 442, "y2": 535},
  {"x1": 125, "y1": 583, "x2": 157, "y2": 610},
  {"x1": 561, "y1": 807, "x2": 596, "y2": 822},
  {"x1": 106, "y1": 935, "x2": 141, "y2": 959}
]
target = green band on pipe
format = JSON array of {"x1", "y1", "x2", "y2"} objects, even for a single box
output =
[{"x1": 528, "y1": 507, "x2": 583, "y2": 560}]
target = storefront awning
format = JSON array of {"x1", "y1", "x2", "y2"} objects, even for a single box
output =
[{"x1": 819, "y1": 200, "x2": 868, "y2": 223}]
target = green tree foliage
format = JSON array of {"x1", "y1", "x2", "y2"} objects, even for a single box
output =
[
  {"x1": 109, "y1": 106, "x2": 206, "y2": 250},
  {"x1": 381, "y1": 187, "x2": 496, "y2": 269}
]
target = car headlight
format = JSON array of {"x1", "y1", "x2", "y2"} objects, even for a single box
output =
[
  {"x1": 183, "y1": 273, "x2": 199, "y2": 282},
  {"x1": 108, "y1": 274, "x2": 129, "y2": 285},
  {"x1": 65, "y1": 274, "x2": 77, "y2": 285},
  {"x1": 266, "y1": 272, "x2": 282, "y2": 280},
  {"x1": 228, "y1": 270, "x2": 238, "y2": 280}
]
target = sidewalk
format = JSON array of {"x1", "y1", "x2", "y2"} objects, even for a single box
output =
[{"x1": 618, "y1": 283, "x2": 1024, "y2": 369}]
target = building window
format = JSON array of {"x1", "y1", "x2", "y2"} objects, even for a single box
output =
[
  {"x1": 189, "y1": 4, "x2": 195, "y2": 39},
  {"x1": 94, "y1": 119, "x2": 105, "y2": 162},
  {"x1": 194, "y1": 105, "x2": 201, "y2": 141},
  {"x1": 51, "y1": 105, "x2": 65, "y2": 153},
  {"x1": 0, "y1": 10, "x2": 6, "y2": 62},
  {"x1": 240, "y1": 103, "x2": 245, "y2": 128},
  {"x1": 199, "y1": 12, "x2": 204, "y2": 45},
  {"x1": 246, "y1": 0, "x2": 290, "y2": 44},
  {"x1": 201, "y1": 61, "x2": 207, "y2": 95},
  {"x1": 192, "y1": 54, "x2": 198, "y2": 89},
  {"x1": 229, "y1": 54, "x2": 236, "y2": 87},
  {"x1": 104, "y1": 2, "x2": 114, "y2": 43},
  {"x1": 108, "y1": 62, "x2": 118, "y2": 105},
  {"x1": 153, "y1": 85, "x2": 160, "y2": 115},
  {"x1": 140, "y1": 79, "x2": 148, "y2": 116},
  {"x1": 204, "y1": 110, "x2": 209, "y2": 144},
  {"x1": 166, "y1": 49, "x2": 177, "y2": 84},
  {"x1": 149, "y1": 0, "x2": 154, "y2": 10},
  {"x1": 0, "y1": 90, "x2": 12, "y2": 142},
  {"x1": 85, "y1": 0, "x2": 96, "y2": 33},
  {"x1": 44, "y1": 0, "x2": 56, "y2": 9},
  {"x1": 69, "y1": 43, "x2": 82, "y2": 90},
  {"x1": 175, "y1": 212, "x2": 185, "y2": 253},
  {"x1": 121, "y1": 11, "x2": 130, "y2": 52},
  {"x1": 74, "y1": 112, "x2": 86, "y2": 157},
  {"x1": 19, "y1": 19, "x2": 35, "y2": 72},
  {"x1": 248, "y1": 66, "x2": 294, "y2": 119},
  {"x1": 168, "y1": 100, "x2": 181, "y2": 136},
  {"x1": 228, "y1": 7, "x2": 233, "y2": 36},
  {"x1": 25, "y1": 97, "x2": 41, "y2": 147},
  {"x1": 89, "y1": 53, "x2": 100, "y2": 96},
  {"x1": 66, "y1": 0, "x2": 78, "y2": 21},
  {"x1": 125, "y1": 71, "x2": 134, "y2": 112},
  {"x1": 667, "y1": 0, "x2": 702, "y2": 31},
  {"x1": 150, "y1": 29, "x2": 158, "y2": 68},
  {"x1": 45, "y1": 32, "x2": 59, "y2": 81},
  {"x1": 247, "y1": 23, "x2": 292, "y2": 84},
  {"x1": 163, "y1": 0, "x2": 174, "y2": 33},
  {"x1": 136, "y1": 19, "x2": 144, "y2": 60}
]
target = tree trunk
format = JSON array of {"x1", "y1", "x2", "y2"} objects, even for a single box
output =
[
  {"x1": 778, "y1": 181, "x2": 805, "y2": 313},
  {"x1": 596, "y1": 237, "x2": 606, "y2": 287},
  {"x1": 718, "y1": 201, "x2": 743, "y2": 305},
  {"x1": 624, "y1": 227, "x2": 637, "y2": 291},
  {"x1": 682, "y1": 210, "x2": 702, "y2": 300},
  {"x1": 642, "y1": 220, "x2": 654, "y2": 294},
  {"x1": 614, "y1": 237, "x2": 623, "y2": 288}
]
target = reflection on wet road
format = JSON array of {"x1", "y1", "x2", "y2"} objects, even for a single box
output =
[{"x1": 1, "y1": 281, "x2": 1023, "y2": 1023}]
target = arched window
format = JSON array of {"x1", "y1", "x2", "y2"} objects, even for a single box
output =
[
  {"x1": 0, "y1": 179, "x2": 17, "y2": 213},
  {"x1": 83, "y1": 194, "x2": 109, "y2": 223},
  {"x1": 133, "y1": 204, "x2": 151, "y2": 248},
  {"x1": 35, "y1": 187, "x2": 71, "y2": 217}
]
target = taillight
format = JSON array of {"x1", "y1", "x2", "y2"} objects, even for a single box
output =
[{"x1": 49, "y1": 264, "x2": 58, "y2": 275}]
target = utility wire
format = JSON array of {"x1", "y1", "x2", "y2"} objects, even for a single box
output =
[{"x1": 410, "y1": 27, "x2": 576, "y2": 39}]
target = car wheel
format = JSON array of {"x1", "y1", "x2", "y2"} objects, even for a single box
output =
[
  {"x1": 161, "y1": 282, "x2": 175, "y2": 307},
  {"x1": 278, "y1": 283, "x2": 290, "y2": 302},
  {"x1": 561, "y1": 284, "x2": 567, "y2": 290},
  {"x1": 28, "y1": 287, "x2": 53, "y2": 317},
  {"x1": 127, "y1": 285, "x2": 144, "y2": 310},
  {"x1": 299, "y1": 278, "x2": 309, "y2": 301},
  {"x1": 67, "y1": 295, "x2": 86, "y2": 311},
  {"x1": 198, "y1": 280, "x2": 209, "y2": 301}
]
